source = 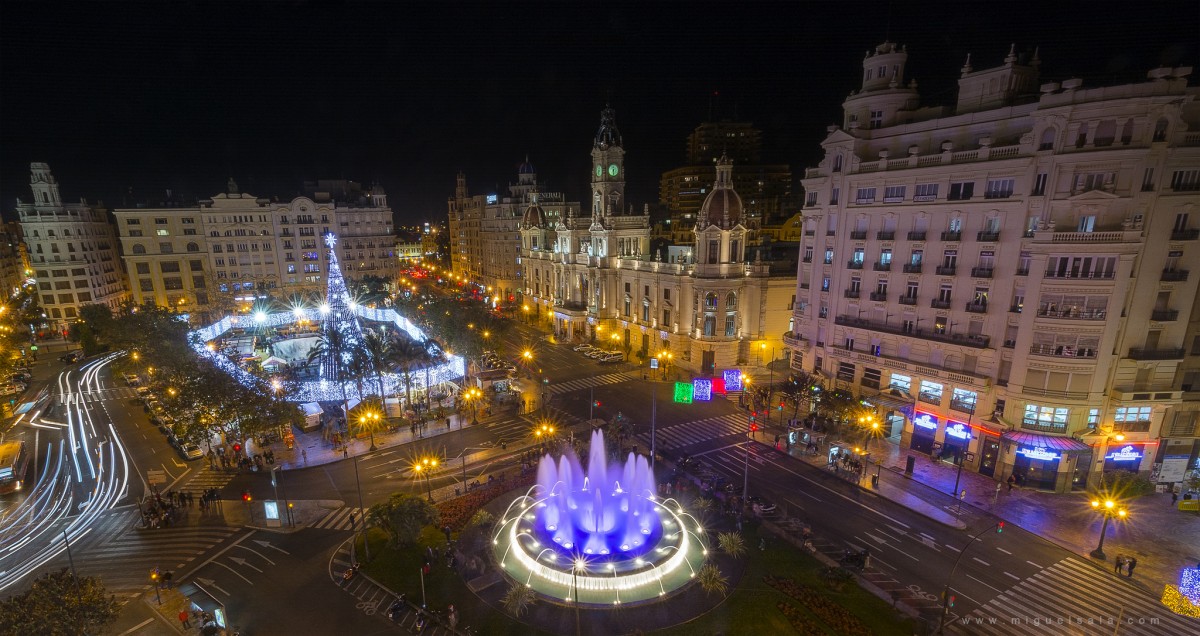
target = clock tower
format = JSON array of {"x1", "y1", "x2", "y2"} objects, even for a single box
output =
[{"x1": 590, "y1": 105, "x2": 625, "y2": 219}]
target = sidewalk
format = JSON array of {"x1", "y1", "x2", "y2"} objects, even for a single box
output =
[{"x1": 764, "y1": 418, "x2": 1200, "y2": 597}]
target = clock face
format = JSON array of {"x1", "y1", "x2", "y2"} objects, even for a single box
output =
[
  {"x1": 608, "y1": 163, "x2": 619, "y2": 177},
  {"x1": 595, "y1": 164, "x2": 603, "y2": 177}
]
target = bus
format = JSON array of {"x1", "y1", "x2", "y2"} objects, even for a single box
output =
[{"x1": 0, "y1": 440, "x2": 30, "y2": 494}]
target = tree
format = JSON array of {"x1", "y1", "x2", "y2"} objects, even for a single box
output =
[
  {"x1": 0, "y1": 568, "x2": 119, "y2": 636},
  {"x1": 366, "y1": 492, "x2": 440, "y2": 548},
  {"x1": 717, "y1": 532, "x2": 747, "y2": 559},
  {"x1": 361, "y1": 328, "x2": 394, "y2": 404},
  {"x1": 502, "y1": 583, "x2": 536, "y2": 618},
  {"x1": 307, "y1": 327, "x2": 352, "y2": 424},
  {"x1": 695, "y1": 563, "x2": 729, "y2": 597},
  {"x1": 387, "y1": 331, "x2": 428, "y2": 411}
]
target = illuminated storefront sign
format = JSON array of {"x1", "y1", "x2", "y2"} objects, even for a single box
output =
[
  {"x1": 945, "y1": 421, "x2": 972, "y2": 440},
  {"x1": 693, "y1": 378, "x2": 713, "y2": 402},
  {"x1": 1017, "y1": 446, "x2": 1060, "y2": 461},
  {"x1": 913, "y1": 413, "x2": 939, "y2": 430},
  {"x1": 1104, "y1": 445, "x2": 1143, "y2": 462},
  {"x1": 723, "y1": 369, "x2": 743, "y2": 392}
]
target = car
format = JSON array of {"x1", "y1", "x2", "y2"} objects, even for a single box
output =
[
  {"x1": 586, "y1": 349, "x2": 608, "y2": 359},
  {"x1": 746, "y1": 495, "x2": 778, "y2": 516},
  {"x1": 573, "y1": 344, "x2": 596, "y2": 352},
  {"x1": 123, "y1": 373, "x2": 140, "y2": 386},
  {"x1": 166, "y1": 433, "x2": 179, "y2": 448},
  {"x1": 135, "y1": 386, "x2": 150, "y2": 396},
  {"x1": 180, "y1": 443, "x2": 203, "y2": 460},
  {"x1": 600, "y1": 353, "x2": 624, "y2": 363},
  {"x1": 9, "y1": 372, "x2": 32, "y2": 384},
  {"x1": 59, "y1": 352, "x2": 81, "y2": 364},
  {"x1": 0, "y1": 383, "x2": 26, "y2": 396}
]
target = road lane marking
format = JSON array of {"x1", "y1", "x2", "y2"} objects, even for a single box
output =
[
  {"x1": 947, "y1": 587, "x2": 980, "y2": 605},
  {"x1": 1026, "y1": 560, "x2": 1043, "y2": 569},
  {"x1": 117, "y1": 618, "x2": 155, "y2": 635},
  {"x1": 996, "y1": 547, "x2": 1012, "y2": 555},
  {"x1": 1004, "y1": 571, "x2": 1020, "y2": 580},
  {"x1": 755, "y1": 452, "x2": 911, "y2": 529},
  {"x1": 213, "y1": 561, "x2": 254, "y2": 585},
  {"x1": 864, "y1": 531, "x2": 888, "y2": 545},
  {"x1": 965, "y1": 573, "x2": 1003, "y2": 594},
  {"x1": 972, "y1": 557, "x2": 990, "y2": 566},
  {"x1": 945, "y1": 544, "x2": 961, "y2": 551},
  {"x1": 234, "y1": 544, "x2": 276, "y2": 566}
]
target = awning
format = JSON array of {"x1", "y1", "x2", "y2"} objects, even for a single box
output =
[
  {"x1": 1001, "y1": 430, "x2": 1091, "y2": 454},
  {"x1": 863, "y1": 389, "x2": 914, "y2": 412}
]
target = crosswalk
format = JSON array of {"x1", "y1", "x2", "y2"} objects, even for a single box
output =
[
  {"x1": 45, "y1": 507, "x2": 241, "y2": 596},
  {"x1": 951, "y1": 557, "x2": 1198, "y2": 635},
  {"x1": 312, "y1": 506, "x2": 366, "y2": 531},
  {"x1": 56, "y1": 386, "x2": 139, "y2": 405},
  {"x1": 633, "y1": 413, "x2": 751, "y2": 453},
  {"x1": 179, "y1": 465, "x2": 238, "y2": 493},
  {"x1": 546, "y1": 372, "x2": 639, "y2": 395}
]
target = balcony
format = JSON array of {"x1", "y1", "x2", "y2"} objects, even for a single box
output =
[
  {"x1": 873, "y1": 262, "x2": 892, "y2": 272},
  {"x1": 977, "y1": 231, "x2": 1000, "y2": 242},
  {"x1": 850, "y1": 231, "x2": 868, "y2": 240},
  {"x1": 930, "y1": 299, "x2": 952, "y2": 309},
  {"x1": 965, "y1": 302, "x2": 988, "y2": 313},
  {"x1": 1016, "y1": 267, "x2": 1029, "y2": 276},
  {"x1": 844, "y1": 290, "x2": 861, "y2": 299},
  {"x1": 847, "y1": 260, "x2": 864, "y2": 269},
  {"x1": 935, "y1": 265, "x2": 957, "y2": 275},
  {"x1": 1171, "y1": 229, "x2": 1199, "y2": 241},
  {"x1": 898, "y1": 296, "x2": 918, "y2": 306},
  {"x1": 1127, "y1": 347, "x2": 1185, "y2": 360},
  {"x1": 782, "y1": 331, "x2": 808, "y2": 349},
  {"x1": 835, "y1": 314, "x2": 991, "y2": 348},
  {"x1": 907, "y1": 231, "x2": 927, "y2": 241},
  {"x1": 970, "y1": 267, "x2": 994, "y2": 278},
  {"x1": 869, "y1": 292, "x2": 888, "y2": 301},
  {"x1": 1029, "y1": 344, "x2": 1098, "y2": 359},
  {"x1": 1151, "y1": 309, "x2": 1180, "y2": 321},
  {"x1": 902, "y1": 263, "x2": 923, "y2": 273},
  {"x1": 941, "y1": 231, "x2": 962, "y2": 241},
  {"x1": 1042, "y1": 270, "x2": 1115, "y2": 280},
  {"x1": 804, "y1": 230, "x2": 815, "y2": 236},
  {"x1": 1161, "y1": 269, "x2": 1190, "y2": 282},
  {"x1": 1037, "y1": 308, "x2": 1106, "y2": 320},
  {"x1": 877, "y1": 231, "x2": 895, "y2": 241}
]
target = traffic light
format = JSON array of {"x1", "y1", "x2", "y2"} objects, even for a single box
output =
[
  {"x1": 232, "y1": 443, "x2": 242, "y2": 453},
  {"x1": 593, "y1": 400, "x2": 601, "y2": 408},
  {"x1": 948, "y1": 595, "x2": 956, "y2": 608},
  {"x1": 242, "y1": 490, "x2": 251, "y2": 502},
  {"x1": 750, "y1": 423, "x2": 759, "y2": 433},
  {"x1": 996, "y1": 521, "x2": 1004, "y2": 533},
  {"x1": 778, "y1": 401, "x2": 785, "y2": 411}
]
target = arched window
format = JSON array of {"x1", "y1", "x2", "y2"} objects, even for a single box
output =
[
  {"x1": 186, "y1": 242, "x2": 199, "y2": 252},
  {"x1": 224, "y1": 230, "x2": 232, "y2": 237},
  {"x1": 1039, "y1": 128, "x2": 1055, "y2": 151},
  {"x1": 132, "y1": 244, "x2": 146, "y2": 255},
  {"x1": 705, "y1": 292, "x2": 718, "y2": 309},
  {"x1": 725, "y1": 292, "x2": 737, "y2": 309}
]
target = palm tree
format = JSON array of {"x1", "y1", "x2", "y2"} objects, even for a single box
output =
[
  {"x1": 502, "y1": 584, "x2": 536, "y2": 617},
  {"x1": 696, "y1": 563, "x2": 729, "y2": 597},
  {"x1": 307, "y1": 327, "x2": 351, "y2": 428},
  {"x1": 387, "y1": 332, "x2": 427, "y2": 412},
  {"x1": 361, "y1": 329, "x2": 393, "y2": 405}
]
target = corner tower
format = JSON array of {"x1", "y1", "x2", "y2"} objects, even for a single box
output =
[{"x1": 591, "y1": 105, "x2": 625, "y2": 219}]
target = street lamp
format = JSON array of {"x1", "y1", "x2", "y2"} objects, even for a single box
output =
[
  {"x1": 359, "y1": 409, "x2": 382, "y2": 451},
  {"x1": 414, "y1": 457, "x2": 439, "y2": 502},
  {"x1": 740, "y1": 374, "x2": 750, "y2": 407},
  {"x1": 1088, "y1": 498, "x2": 1128, "y2": 560},
  {"x1": 535, "y1": 423, "x2": 555, "y2": 453}
]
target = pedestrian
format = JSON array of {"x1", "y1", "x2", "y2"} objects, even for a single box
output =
[
  {"x1": 343, "y1": 448, "x2": 349, "y2": 459},
  {"x1": 1006, "y1": 473, "x2": 1016, "y2": 492},
  {"x1": 1126, "y1": 557, "x2": 1137, "y2": 577},
  {"x1": 302, "y1": 448, "x2": 308, "y2": 463},
  {"x1": 1172, "y1": 490, "x2": 1179, "y2": 506},
  {"x1": 1114, "y1": 555, "x2": 1126, "y2": 574},
  {"x1": 178, "y1": 609, "x2": 191, "y2": 629},
  {"x1": 443, "y1": 525, "x2": 452, "y2": 542}
]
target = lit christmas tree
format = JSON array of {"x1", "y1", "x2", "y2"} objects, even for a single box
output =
[{"x1": 319, "y1": 233, "x2": 364, "y2": 380}]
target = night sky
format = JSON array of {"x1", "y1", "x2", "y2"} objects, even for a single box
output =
[{"x1": 2, "y1": 1, "x2": 1196, "y2": 224}]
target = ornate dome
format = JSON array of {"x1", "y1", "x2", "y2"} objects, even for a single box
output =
[
  {"x1": 697, "y1": 154, "x2": 743, "y2": 228},
  {"x1": 518, "y1": 156, "x2": 536, "y2": 175},
  {"x1": 522, "y1": 200, "x2": 547, "y2": 228}
]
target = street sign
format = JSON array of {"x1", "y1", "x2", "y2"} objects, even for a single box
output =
[
  {"x1": 650, "y1": 358, "x2": 659, "y2": 369},
  {"x1": 147, "y1": 469, "x2": 167, "y2": 485}
]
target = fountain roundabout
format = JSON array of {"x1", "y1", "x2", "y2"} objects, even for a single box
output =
[{"x1": 492, "y1": 430, "x2": 708, "y2": 606}]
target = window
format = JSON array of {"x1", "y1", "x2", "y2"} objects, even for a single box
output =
[
  {"x1": 805, "y1": 191, "x2": 818, "y2": 207},
  {"x1": 829, "y1": 188, "x2": 840, "y2": 205},
  {"x1": 132, "y1": 244, "x2": 146, "y2": 254},
  {"x1": 664, "y1": 288, "x2": 671, "y2": 301},
  {"x1": 889, "y1": 373, "x2": 911, "y2": 393},
  {"x1": 1088, "y1": 409, "x2": 1100, "y2": 428},
  {"x1": 1171, "y1": 170, "x2": 1200, "y2": 191},
  {"x1": 862, "y1": 367, "x2": 882, "y2": 389},
  {"x1": 135, "y1": 263, "x2": 150, "y2": 274},
  {"x1": 883, "y1": 185, "x2": 906, "y2": 202},
  {"x1": 910, "y1": 249, "x2": 923, "y2": 265},
  {"x1": 138, "y1": 279, "x2": 154, "y2": 292},
  {"x1": 1023, "y1": 404, "x2": 1069, "y2": 431},
  {"x1": 160, "y1": 261, "x2": 180, "y2": 273},
  {"x1": 725, "y1": 314, "x2": 736, "y2": 336},
  {"x1": 919, "y1": 380, "x2": 943, "y2": 404},
  {"x1": 823, "y1": 248, "x2": 834, "y2": 264},
  {"x1": 156, "y1": 229, "x2": 170, "y2": 236},
  {"x1": 855, "y1": 187, "x2": 876, "y2": 204},
  {"x1": 837, "y1": 362, "x2": 855, "y2": 382},
  {"x1": 984, "y1": 177, "x2": 1012, "y2": 198},
  {"x1": 162, "y1": 277, "x2": 183, "y2": 290},
  {"x1": 821, "y1": 277, "x2": 830, "y2": 292},
  {"x1": 126, "y1": 218, "x2": 141, "y2": 225},
  {"x1": 662, "y1": 309, "x2": 671, "y2": 326},
  {"x1": 160, "y1": 242, "x2": 173, "y2": 254},
  {"x1": 1039, "y1": 128, "x2": 1055, "y2": 151},
  {"x1": 948, "y1": 181, "x2": 974, "y2": 201},
  {"x1": 951, "y1": 388, "x2": 977, "y2": 412},
  {"x1": 77, "y1": 292, "x2": 91, "y2": 302},
  {"x1": 129, "y1": 230, "x2": 144, "y2": 237},
  {"x1": 1032, "y1": 173, "x2": 1048, "y2": 196},
  {"x1": 905, "y1": 281, "x2": 918, "y2": 298},
  {"x1": 707, "y1": 240, "x2": 718, "y2": 264},
  {"x1": 869, "y1": 110, "x2": 883, "y2": 129},
  {"x1": 1114, "y1": 406, "x2": 1151, "y2": 423},
  {"x1": 880, "y1": 248, "x2": 892, "y2": 265},
  {"x1": 914, "y1": 183, "x2": 938, "y2": 201}
]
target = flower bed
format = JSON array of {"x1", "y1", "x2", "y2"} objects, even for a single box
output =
[
  {"x1": 436, "y1": 471, "x2": 537, "y2": 531},
  {"x1": 777, "y1": 601, "x2": 825, "y2": 636},
  {"x1": 765, "y1": 575, "x2": 872, "y2": 636}
]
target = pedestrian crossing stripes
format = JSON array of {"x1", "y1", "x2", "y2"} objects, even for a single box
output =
[
  {"x1": 56, "y1": 386, "x2": 139, "y2": 404},
  {"x1": 180, "y1": 465, "x2": 238, "y2": 492},
  {"x1": 547, "y1": 372, "x2": 639, "y2": 395},
  {"x1": 312, "y1": 506, "x2": 366, "y2": 531},
  {"x1": 633, "y1": 413, "x2": 750, "y2": 452},
  {"x1": 48, "y1": 508, "x2": 241, "y2": 595},
  {"x1": 950, "y1": 557, "x2": 1196, "y2": 635}
]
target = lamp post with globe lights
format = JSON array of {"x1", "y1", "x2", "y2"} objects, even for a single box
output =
[
  {"x1": 1088, "y1": 498, "x2": 1128, "y2": 560},
  {"x1": 413, "y1": 457, "x2": 439, "y2": 502}
]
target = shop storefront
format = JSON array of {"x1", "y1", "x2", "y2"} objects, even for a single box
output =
[
  {"x1": 978, "y1": 435, "x2": 1001, "y2": 478},
  {"x1": 1103, "y1": 445, "x2": 1144, "y2": 473},
  {"x1": 941, "y1": 420, "x2": 973, "y2": 464},
  {"x1": 1001, "y1": 430, "x2": 1091, "y2": 493},
  {"x1": 909, "y1": 412, "x2": 938, "y2": 454},
  {"x1": 864, "y1": 391, "x2": 914, "y2": 441}
]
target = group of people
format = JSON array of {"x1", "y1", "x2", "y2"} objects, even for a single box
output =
[
  {"x1": 828, "y1": 451, "x2": 866, "y2": 478},
  {"x1": 141, "y1": 488, "x2": 226, "y2": 528},
  {"x1": 1114, "y1": 555, "x2": 1139, "y2": 577}
]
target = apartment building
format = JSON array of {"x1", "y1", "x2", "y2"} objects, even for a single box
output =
[
  {"x1": 788, "y1": 42, "x2": 1200, "y2": 492},
  {"x1": 16, "y1": 163, "x2": 126, "y2": 332}
]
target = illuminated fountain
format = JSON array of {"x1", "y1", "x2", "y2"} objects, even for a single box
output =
[{"x1": 492, "y1": 430, "x2": 707, "y2": 606}]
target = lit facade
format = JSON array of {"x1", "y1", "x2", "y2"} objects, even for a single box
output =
[
  {"x1": 787, "y1": 42, "x2": 1200, "y2": 492},
  {"x1": 16, "y1": 163, "x2": 126, "y2": 331}
]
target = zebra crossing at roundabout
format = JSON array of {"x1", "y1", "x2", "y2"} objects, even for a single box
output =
[
  {"x1": 949, "y1": 557, "x2": 1197, "y2": 635},
  {"x1": 180, "y1": 465, "x2": 238, "y2": 493},
  {"x1": 632, "y1": 413, "x2": 751, "y2": 453},
  {"x1": 546, "y1": 371, "x2": 640, "y2": 395},
  {"x1": 311, "y1": 506, "x2": 366, "y2": 531}
]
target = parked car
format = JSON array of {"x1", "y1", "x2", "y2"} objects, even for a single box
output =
[
  {"x1": 180, "y1": 443, "x2": 204, "y2": 460},
  {"x1": 586, "y1": 349, "x2": 608, "y2": 359},
  {"x1": 59, "y1": 352, "x2": 81, "y2": 364},
  {"x1": 0, "y1": 383, "x2": 26, "y2": 396},
  {"x1": 573, "y1": 344, "x2": 596, "y2": 352},
  {"x1": 9, "y1": 371, "x2": 32, "y2": 383},
  {"x1": 123, "y1": 373, "x2": 140, "y2": 386},
  {"x1": 600, "y1": 353, "x2": 624, "y2": 363},
  {"x1": 747, "y1": 495, "x2": 778, "y2": 516}
]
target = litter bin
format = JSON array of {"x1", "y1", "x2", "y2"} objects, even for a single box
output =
[{"x1": 904, "y1": 455, "x2": 915, "y2": 477}]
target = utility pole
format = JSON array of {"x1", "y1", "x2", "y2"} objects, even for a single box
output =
[
  {"x1": 650, "y1": 383, "x2": 657, "y2": 473},
  {"x1": 354, "y1": 455, "x2": 370, "y2": 560}
]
